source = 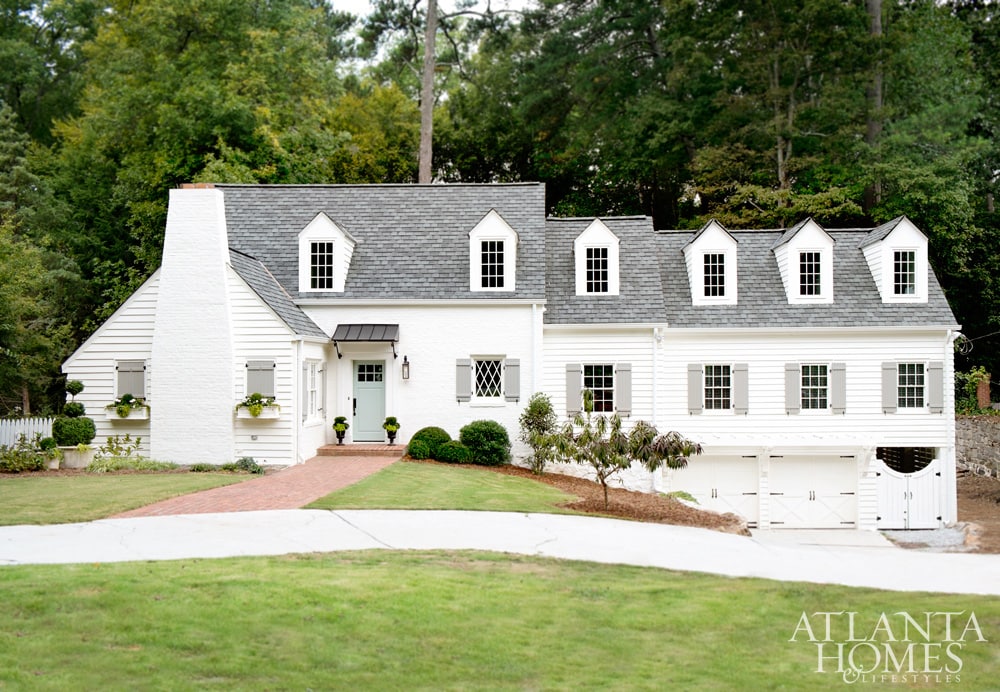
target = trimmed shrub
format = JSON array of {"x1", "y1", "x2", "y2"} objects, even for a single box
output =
[
  {"x1": 220, "y1": 456, "x2": 264, "y2": 474},
  {"x1": 406, "y1": 440, "x2": 431, "y2": 460},
  {"x1": 65, "y1": 380, "x2": 84, "y2": 397},
  {"x1": 436, "y1": 440, "x2": 473, "y2": 464},
  {"x1": 459, "y1": 420, "x2": 511, "y2": 467},
  {"x1": 52, "y1": 416, "x2": 96, "y2": 446},
  {"x1": 62, "y1": 401, "x2": 86, "y2": 418},
  {"x1": 408, "y1": 426, "x2": 451, "y2": 459}
]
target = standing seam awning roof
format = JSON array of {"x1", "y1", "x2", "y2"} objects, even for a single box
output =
[{"x1": 331, "y1": 324, "x2": 400, "y2": 342}]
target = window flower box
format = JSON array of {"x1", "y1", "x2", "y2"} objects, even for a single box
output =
[
  {"x1": 105, "y1": 395, "x2": 150, "y2": 421},
  {"x1": 236, "y1": 405, "x2": 280, "y2": 420}
]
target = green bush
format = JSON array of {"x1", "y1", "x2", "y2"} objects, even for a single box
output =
[
  {"x1": 87, "y1": 457, "x2": 179, "y2": 473},
  {"x1": 0, "y1": 434, "x2": 46, "y2": 473},
  {"x1": 459, "y1": 420, "x2": 511, "y2": 467},
  {"x1": 65, "y1": 380, "x2": 84, "y2": 397},
  {"x1": 408, "y1": 426, "x2": 451, "y2": 459},
  {"x1": 220, "y1": 457, "x2": 264, "y2": 474},
  {"x1": 436, "y1": 440, "x2": 473, "y2": 464},
  {"x1": 406, "y1": 440, "x2": 431, "y2": 460},
  {"x1": 518, "y1": 392, "x2": 558, "y2": 474},
  {"x1": 52, "y1": 416, "x2": 96, "y2": 446},
  {"x1": 62, "y1": 401, "x2": 86, "y2": 418},
  {"x1": 189, "y1": 463, "x2": 216, "y2": 473}
]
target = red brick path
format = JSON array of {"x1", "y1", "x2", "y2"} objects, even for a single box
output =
[{"x1": 113, "y1": 454, "x2": 400, "y2": 518}]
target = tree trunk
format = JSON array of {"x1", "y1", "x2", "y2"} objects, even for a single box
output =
[
  {"x1": 863, "y1": 0, "x2": 883, "y2": 213},
  {"x1": 21, "y1": 383, "x2": 30, "y2": 415},
  {"x1": 418, "y1": 0, "x2": 438, "y2": 184}
]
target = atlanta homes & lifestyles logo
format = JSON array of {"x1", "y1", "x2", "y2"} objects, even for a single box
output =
[{"x1": 790, "y1": 611, "x2": 987, "y2": 684}]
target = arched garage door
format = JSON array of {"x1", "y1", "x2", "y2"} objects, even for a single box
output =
[
  {"x1": 876, "y1": 448, "x2": 941, "y2": 530},
  {"x1": 769, "y1": 455, "x2": 858, "y2": 528}
]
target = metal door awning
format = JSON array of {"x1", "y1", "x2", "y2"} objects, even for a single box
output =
[{"x1": 332, "y1": 323, "x2": 400, "y2": 359}]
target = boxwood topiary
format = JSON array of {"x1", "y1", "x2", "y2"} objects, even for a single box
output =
[
  {"x1": 62, "y1": 401, "x2": 86, "y2": 418},
  {"x1": 408, "y1": 426, "x2": 451, "y2": 459},
  {"x1": 459, "y1": 420, "x2": 511, "y2": 466},
  {"x1": 406, "y1": 439, "x2": 431, "y2": 460},
  {"x1": 52, "y1": 416, "x2": 97, "y2": 446},
  {"x1": 435, "y1": 440, "x2": 473, "y2": 464}
]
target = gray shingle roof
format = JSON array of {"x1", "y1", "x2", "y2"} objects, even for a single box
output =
[
  {"x1": 659, "y1": 229, "x2": 958, "y2": 329},
  {"x1": 229, "y1": 250, "x2": 328, "y2": 338},
  {"x1": 219, "y1": 183, "x2": 546, "y2": 301},
  {"x1": 858, "y1": 216, "x2": 905, "y2": 249},
  {"x1": 544, "y1": 216, "x2": 668, "y2": 324}
]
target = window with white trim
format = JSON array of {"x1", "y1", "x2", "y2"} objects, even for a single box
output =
[
  {"x1": 310, "y1": 241, "x2": 335, "y2": 289},
  {"x1": 704, "y1": 365, "x2": 731, "y2": 410},
  {"x1": 481, "y1": 240, "x2": 505, "y2": 288},
  {"x1": 893, "y1": 250, "x2": 916, "y2": 296},
  {"x1": 586, "y1": 247, "x2": 609, "y2": 293},
  {"x1": 307, "y1": 361, "x2": 320, "y2": 417},
  {"x1": 801, "y1": 364, "x2": 828, "y2": 409},
  {"x1": 469, "y1": 210, "x2": 517, "y2": 292},
  {"x1": 704, "y1": 253, "x2": 725, "y2": 297},
  {"x1": 298, "y1": 213, "x2": 356, "y2": 293},
  {"x1": 897, "y1": 363, "x2": 925, "y2": 408},
  {"x1": 583, "y1": 364, "x2": 614, "y2": 413},
  {"x1": 799, "y1": 252, "x2": 821, "y2": 296},
  {"x1": 475, "y1": 358, "x2": 503, "y2": 398}
]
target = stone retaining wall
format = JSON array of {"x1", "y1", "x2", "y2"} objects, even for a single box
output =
[{"x1": 957, "y1": 415, "x2": 1000, "y2": 477}]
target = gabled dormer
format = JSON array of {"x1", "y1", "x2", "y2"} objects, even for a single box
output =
[
  {"x1": 859, "y1": 216, "x2": 928, "y2": 303},
  {"x1": 298, "y1": 213, "x2": 357, "y2": 293},
  {"x1": 469, "y1": 209, "x2": 518, "y2": 292},
  {"x1": 682, "y1": 219, "x2": 738, "y2": 306},
  {"x1": 574, "y1": 219, "x2": 620, "y2": 296},
  {"x1": 771, "y1": 218, "x2": 834, "y2": 304}
]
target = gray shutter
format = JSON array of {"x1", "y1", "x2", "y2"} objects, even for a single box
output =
[
  {"x1": 319, "y1": 364, "x2": 325, "y2": 414},
  {"x1": 687, "y1": 364, "x2": 703, "y2": 414},
  {"x1": 302, "y1": 363, "x2": 308, "y2": 422},
  {"x1": 566, "y1": 364, "x2": 582, "y2": 416},
  {"x1": 785, "y1": 363, "x2": 800, "y2": 414},
  {"x1": 504, "y1": 359, "x2": 520, "y2": 402},
  {"x1": 456, "y1": 359, "x2": 472, "y2": 402},
  {"x1": 615, "y1": 363, "x2": 632, "y2": 417},
  {"x1": 116, "y1": 360, "x2": 146, "y2": 398},
  {"x1": 247, "y1": 360, "x2": 275, "y2": 398},
  {"x1": 882, "y1": 362, "x2": 897, "y2": 414},
  {"x1": 733, "y1": 363, "x2": 748, "y2": 415},
  {"x1": 928, "y1": 361, "x2": 944, "y2": 413},
  {"x1": 831, "y1": 362, "x2": 846, "y2": 414}
]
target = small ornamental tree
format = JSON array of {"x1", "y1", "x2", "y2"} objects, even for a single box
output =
[
  {"x1": 518, "y1": 392, "x2": 558, "y2": 474},
  {"x1": 554, "y1": 389, "x2": 702, "y2": 509}
]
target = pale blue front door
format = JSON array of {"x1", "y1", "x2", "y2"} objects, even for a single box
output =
[{"x1": 353, "y1": 360, "x2": 385, "y2": 441}]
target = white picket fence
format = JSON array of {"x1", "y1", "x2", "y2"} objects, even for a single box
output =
[{"x1": 0, "y1": 418, "x2": 54, "y2": 447}]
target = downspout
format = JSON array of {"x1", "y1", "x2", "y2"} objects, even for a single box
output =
[
  {"x1": 651, "y1": 327, "x2": 663, "y2": 492},
  {"x1": 944, "y1": 329, "x2": 959, "y2": 523}
]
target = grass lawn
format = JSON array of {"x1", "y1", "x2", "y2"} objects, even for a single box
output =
[
  {"x1": 308, "y1": 460, "x2": 580, "y2": 513},
  {"x1": 1, "y1": 551, "x2": 996, "y2": 690},
  {"x1": 0, "y1": 473, "x2": 246, "y2": 525}
]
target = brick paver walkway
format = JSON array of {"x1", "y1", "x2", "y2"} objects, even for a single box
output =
[{"x1": 114, "y1": 454, "x2": 399, "y2": 518}]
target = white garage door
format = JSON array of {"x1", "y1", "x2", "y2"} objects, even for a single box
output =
[
  {"x1": 769, "y1": 455, "x2": 857, "y2": 528},
  {"x1": 671, "y1": 455, "x2": 759, "y2": 527}
]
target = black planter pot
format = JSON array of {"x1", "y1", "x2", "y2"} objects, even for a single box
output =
[{"x1": 335, "y1": 430, "x2": 346, "y2": 445}]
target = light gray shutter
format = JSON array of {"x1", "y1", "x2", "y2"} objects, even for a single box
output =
[
  {"x1": 615, "y1": 363, "x2": 632, "y2": 417},
  {"x1": 116, "y1": 360, "x2": 146, "y2": 398},
  {"x1": 247, "y1": 360, "x2": 275, "y2": 397},
  {"x1": 504, "y1": 359, "x2": 520, "y2": 402},
  {"x1": 928, "y1": 361, "x2": 944, "y2": 413},
  {"x1": 456, "y1": 359, "x2": 472, "y2": 402},
  {"x1": 687, "y1": 364, "x2": 703, "y2": 414},
  {"x1": 319, "y1": 364, "x2": 325, "y2": 414},
  {"x1": 302, "y1": 363, "x2": 308, "y2": 422},
  {"x1": 733, "y1": 363, "x2": 748, "y2": 415},
  {"x1": 882, "y1": 362, "x2": 897, "y2": 414},
  {"x1": 831, "y1": 362, "x2": 846, "y2": 414},
  {"x1": 566, "y1": 364, "x2": 582, "y2": 416},
  {"x1": 785, "y1": 363, "x2": 800, "y2": 414}
]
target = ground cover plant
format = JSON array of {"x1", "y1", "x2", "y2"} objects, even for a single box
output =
[
  {"x1": 0, "y1": 474, "x2": 246, "y2": 525},
  {"x1": 0, "y1": 552, "x2": 996, "y2": 690}
]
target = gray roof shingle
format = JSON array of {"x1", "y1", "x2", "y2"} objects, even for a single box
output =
[{"x1": 229, "y1": 249, "x2": 328, "y2": 338}]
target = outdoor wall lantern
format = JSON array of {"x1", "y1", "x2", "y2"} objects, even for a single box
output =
[{"x1": 402, "y1": 355, "x2": 410, "y2": 380}]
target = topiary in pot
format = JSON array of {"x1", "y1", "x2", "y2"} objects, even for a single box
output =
[
  {"x1": 333, "y1": 416, "x2": 350, "y2": 444},
  {"x1": 52, "y1": 416, "x2": 97, "y2": 446},
  {"x1": 382, "y1": 416, "x2": 400, "y2": 444}
]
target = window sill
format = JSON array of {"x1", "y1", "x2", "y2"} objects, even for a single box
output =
[{"x1": 471, "y1": 398, "x2": 506, "y2": 408}]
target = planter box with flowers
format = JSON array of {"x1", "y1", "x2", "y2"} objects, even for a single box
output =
[
  {"x1": 235, "y1": 393, "x2": 280, "y2": 419},
  {"x1": 106, "y1": 393, "x2": 150, "y2": 421}
]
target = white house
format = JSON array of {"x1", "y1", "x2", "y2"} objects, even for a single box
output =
[{"x1": 63, "y1": 183, "x2": 960, "y2": 530}]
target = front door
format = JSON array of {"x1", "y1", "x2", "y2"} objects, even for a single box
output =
[{"x1": 353, "y1": 360, "x2": 385, "y2": 442}]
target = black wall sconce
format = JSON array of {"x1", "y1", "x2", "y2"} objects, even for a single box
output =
[{"x1": 402, "y1": 355, "x2": 410, "y2": 380}]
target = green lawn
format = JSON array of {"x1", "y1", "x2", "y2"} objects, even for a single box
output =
[
  {"x1": 308, "y1": 460, "x2": 580, "y2": 513},
  {"x1": 0, "y1": 473, "x2": 246, "y2": 525},
  {"x1": 1, "y1": 552, "x2": 996, "y2": 690}
]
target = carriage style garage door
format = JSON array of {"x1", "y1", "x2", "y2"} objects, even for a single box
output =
[
  {"x1": 671, "y1": 456, "x2": 760, "y2": 528},
  {"x1": 876, "y1": 448, "x2": 941, "y2": 529},
  {"x1": 769, "y1": 456, "x2": 858, "y2": 528}
]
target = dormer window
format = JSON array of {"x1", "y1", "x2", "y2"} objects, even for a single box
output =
[
  {"x1": 574, "y1": 219, "x2": 620, "y2": 296},
  {"x1": 469, "y1": 210, "x2": 517, "y2": 292},
  {"x1": 771, "y1": 218, "x2": 833, "y2": 304},
  {"x1": 298, "y1": 213, "x2": 357, "y2": 293},
  {"x1": 586, "y1": 247, "x2": 609, "y2": 293},
  {"x1": 859, "y1": 217, "x2": 928, "y2": 304},
  {"x1": 683, "y1": 220, "x2": 737, "y2": 306},
  {"x1": 893, "y1": 250, "x2": 916, "y2": 295}
]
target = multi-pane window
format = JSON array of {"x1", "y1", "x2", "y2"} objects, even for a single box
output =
[
  {"x1": 475, "y1": 359, "x2": 503, "y2": 398},
  {"x1": 801, "y1": 364, "x2": 828, "y2": 409},
  {"x1": 704, "y1": 365, "x2": 731, "y2": 410},
  {"x1": 481, "y1": 240, "x2": 504, "y2": 288},
  {"x1": 894, "y1": 250, "x2": 916, "y2": 295},
  {"x1": 356, "y1": 363, "x2": 383, "y2": 383},
  {"x1": 799, "y1": 252, "x2": 821, "y2": 296},
  {"x1": 897, "y1": 363, "x2": 925, "y2": 408},
  {"x1": 308, "y1": 362, "x2": 319, "y2": 417},
  {"x1": 310, "y1": 241, "x2": 335, "y2": 289},
  {"x1": 586, "y1": 247, "x2": 609, "y2": 293},
  {"x1": 584, "y1": 364, "x2": 615, "y2": 413},
  {"x1": 704, "y1": 253, "x2": 725, "y2": 297}
]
